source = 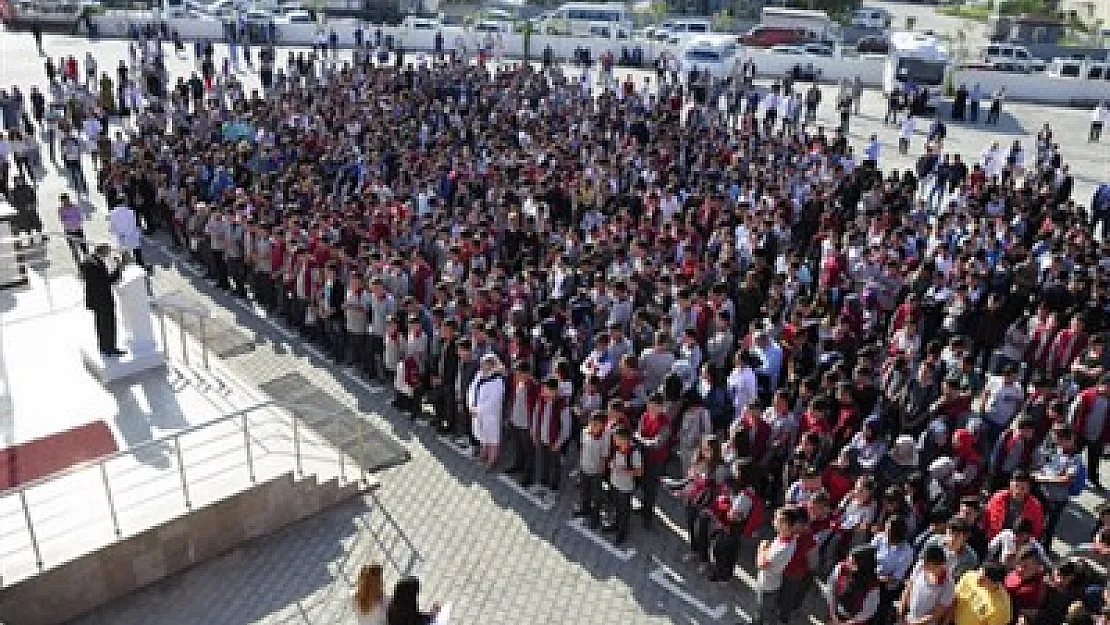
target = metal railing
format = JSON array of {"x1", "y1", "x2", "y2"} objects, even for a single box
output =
[
  {"x1": 0, "y1": 398, "x2": 376, "y2": 587},
  {"x1": 0, "y1": 230, "x2": 88, "y2": 324},
  {"x1": 151, "y1": 290, "x2": 213, "y2": 373}
]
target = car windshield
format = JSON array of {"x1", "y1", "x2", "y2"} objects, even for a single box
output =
[{"x1": 685, "y1": 50, "x2": 722, "y2": 62}]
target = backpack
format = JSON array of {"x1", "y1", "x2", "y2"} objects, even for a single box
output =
[{"x1": 1069, "y1": 458, "x2": 1087, "y2": 497}]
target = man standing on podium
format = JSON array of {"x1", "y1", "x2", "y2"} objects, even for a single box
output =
[{"x1": 80, "y1": 244, "x2": 126, "y2": 357}]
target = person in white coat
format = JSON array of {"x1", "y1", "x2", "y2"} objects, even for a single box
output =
[
  {"x1": 108, "y1": 202, "x2": 144, "y2": 268},
  {"x1": 468, "y1": 353, "x2": 506, "y2": 470}
]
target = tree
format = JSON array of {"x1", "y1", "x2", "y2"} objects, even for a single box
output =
[
  {"x1": 812, "y1": 0, "x2": 859, "y2": 21},
  {"x1": 520, "y1": 19, "x2": 534, "y2": 61}
]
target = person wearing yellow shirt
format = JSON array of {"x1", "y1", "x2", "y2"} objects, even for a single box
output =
[{"x1": 954, "y1": 563, "x2": 1012, "y2": 625}]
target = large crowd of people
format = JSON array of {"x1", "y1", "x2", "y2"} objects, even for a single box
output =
[{"x1": 4, "y1": 27, "x2": 1110, "y2": 625}]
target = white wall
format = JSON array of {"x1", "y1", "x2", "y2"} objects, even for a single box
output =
[
  {"x1": 952, "y1": 69, "x2": 1110, "y2": 105},
  {"x1": 89, "y1": 14, "x2": 1107, "y2": 104}
]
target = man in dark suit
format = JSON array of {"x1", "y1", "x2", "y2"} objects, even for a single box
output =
[{"x1": 80, "y1": 244, "x2": 125, "y2": 356}]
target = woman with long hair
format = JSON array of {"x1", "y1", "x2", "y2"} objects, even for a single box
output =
[
  {"x1": 825, "y1": 545, "x2": 881, "y2": 625},
  {"x1": 353, "y1": 564, "x2": 388, "y2": 625},
  {"x1": 386, "y1": 577, "x2": 439, "y2": 625}
]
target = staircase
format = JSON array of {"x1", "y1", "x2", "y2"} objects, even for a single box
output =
[{"x1": 0, "y1": 297, "x2": 384, "y2": 625}]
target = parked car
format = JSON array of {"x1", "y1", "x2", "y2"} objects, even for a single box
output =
[
  {"x1": 850, "y1": 7, "x2": 891, "y2": 29},
  {"x1": 803, "y1": 42, "x2": 833, "y2": 56},
  {"x1": 855, "y1": 34, "x2": 888, "y2": 54},
  {"x1": 276, "y1": 8, "x2": 311, "y2": 23},
  {"x1": 981, "y1": 42, "x2": 1045, "y2": 72},
  {"x1": 474, "y1": 19, "x2": 512, "y2": 33},
  {"x1": 742, "y1": 25, "x2": 810, "y2": 47},
  {"x1": 770, "y1": 44, "x2": 807, "y2": 55}
]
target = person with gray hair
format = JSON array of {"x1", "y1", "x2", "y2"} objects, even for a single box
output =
[{"x1": 467, "y1": 353, "x2": 506, "y2": 470}]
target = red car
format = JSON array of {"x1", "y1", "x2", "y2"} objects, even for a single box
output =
[{"x1": 742, "y1": 26, "x2": 810, "y2": 48}]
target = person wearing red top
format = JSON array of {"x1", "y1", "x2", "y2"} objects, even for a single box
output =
[
  {"x1": 1070, "y1": 375, "x2": 1110, "y2": 489},
  {"x1": 780, "y1": 508, "x2": 818, "y2": 624},
  {"x1": 1003, "y1": 545, "x2": 1046, "y2": 613},
  {"x1": 635, "y1": 394, "x2": 673, "y2": 530},
  {"x1": 1047, "y1": 316, "x2": 1088, "y2": 377},
  {"x1": 983, "y1": 471, "x2": 1045, "y2": 540}
]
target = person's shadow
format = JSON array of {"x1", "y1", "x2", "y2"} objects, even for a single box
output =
[{"x1": 108, "y1": 372, "x2": 189, "y2": 468}]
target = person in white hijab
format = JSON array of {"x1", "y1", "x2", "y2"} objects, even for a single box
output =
[{"x1": 468, "y1": 353, "x2": 506, "y2": 470}]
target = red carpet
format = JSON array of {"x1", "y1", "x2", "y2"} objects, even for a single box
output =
[{"x1": 0, "y1": 422, "x2": 118, "y2": 490}]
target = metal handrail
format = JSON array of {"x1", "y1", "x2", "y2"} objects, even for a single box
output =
[{"x1": 0, "y1": 398, "x2": 374, "y2": 583}]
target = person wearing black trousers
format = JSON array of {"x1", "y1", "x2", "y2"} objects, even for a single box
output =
[{"x1": 79, "y1": 244, "x2": 125, "y2": 356}]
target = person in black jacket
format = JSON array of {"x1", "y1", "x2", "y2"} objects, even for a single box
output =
[
  {"x1": 80, "y1": 244, "x2": 125, "y2": 356},
  {"x1": 386, "y1": 577, "x2": 439, "y2": 625}
]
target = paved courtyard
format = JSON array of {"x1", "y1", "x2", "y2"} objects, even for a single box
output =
[{"x1": 0, "y1": 28, "x2": 1107, "y2": 625}]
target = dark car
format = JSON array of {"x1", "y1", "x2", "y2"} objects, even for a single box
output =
[{"x1": 856, "y1": 35, "x2": 889, "y2": 54}]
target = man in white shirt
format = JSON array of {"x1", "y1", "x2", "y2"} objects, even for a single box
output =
[
  {"x1": 756, "y1": 508, "x2": 799, "y2": 625},
  {"x1": 901, "y1": 545, "x2": 955, "y2": 625}
]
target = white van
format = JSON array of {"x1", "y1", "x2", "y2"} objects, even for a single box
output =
[
  {"x1": 850, "y1": 7, "x2": 891, "y2": 29},
  {"x1": 680, "y1": 38, "x2": 739, "y2": 81},
  {"x1": 539, "y1": 2, "x2": 631, "y2": 36},
  {"x1": 655, "y1": 17, "x2": 712, "y2": 41},
  {"x1": 981, "y1": 42, "x2": 1045, "y2": 72}
]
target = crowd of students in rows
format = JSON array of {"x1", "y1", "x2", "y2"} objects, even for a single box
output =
[{"x1": 22, "y1": 32, "x2": 1110, "y2": 625}]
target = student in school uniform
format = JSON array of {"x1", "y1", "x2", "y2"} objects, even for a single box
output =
[
  {"x1": 604, "y1": 426, "x2": 642, "y2": 546},
  {"x1": 531, "y1": 377, "x2": 573, "y2": 494},
  {"x1": 574, "y1": 411, "x2": 608, "y2": 528}
]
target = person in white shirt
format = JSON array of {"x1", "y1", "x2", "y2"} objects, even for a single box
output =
[
  {"x1": 899, "y1": 115, "x2": 916, "y2": 155},
  {"x1": 756, "y1": 507, "x2": 800, "y2": 625},
  {"x1": 467, "y1": 354, "x2": 507, "y2": 470},
  {"x1": 1091, "y1": 101, "x2": 1107, "y2": 142},
  {"x1": 900, "y1": 545, "x2": 955, "y2": 625},
  {"x1": 728, "y1": 350, "x2": 759, "y2": 413},
  {"x1": 108, "y1": 203, "x2": 144, "y2": 268}
]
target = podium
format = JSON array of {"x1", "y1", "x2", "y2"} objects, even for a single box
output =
[{"x1": 81, "y1": 264, "x2": 166, "y2": 383}]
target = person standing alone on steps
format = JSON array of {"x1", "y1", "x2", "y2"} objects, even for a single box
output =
[{"x1": 80, "y1": 244, "x2": 125, "y2": 357}]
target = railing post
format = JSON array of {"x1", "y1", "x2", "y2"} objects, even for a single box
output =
[
  {"x1": 339, "y1": 445, "x2": 346, "y2": 483},
  {"x1": 243, "y1": 413, "x2": 256, "y2": 484},
  {"x1": 158, "y1": 305, "x2": 168, "y2": 356},
  {"x1": 174, "y1": 436, "x2": 192, "y2": 511},
  {"x1": 292, "y1": 412, "x2": 303, "y2": 477},
  {"x1": 19, "y1": 490, "x2": 44, "y2": 572},
  {"x1": 101, "y1": 463, "x2": 122, "y2": 538},
  {"x1": 177, "y1": 310, "x2": 189, "y2": 366},
  {"x1": 199, "y1": 315, "x2": 209, "y2": 370}
]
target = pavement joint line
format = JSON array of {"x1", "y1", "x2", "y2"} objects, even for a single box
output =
[
  {"x1": 339, "y1": 369, "x2": 387, "y2": 395},
  {"x1": 567, "y1": 517, "x2": 636, "y2": 561},
  {"x1": 649, "y1": 566, "x2": 728, "y2": 621},
  {"x1": 495, "y1": 474, "x2": 556, "y2": 511},
  {"x1": 437, "y1": 435, "x2": 476, "y2": 459}
]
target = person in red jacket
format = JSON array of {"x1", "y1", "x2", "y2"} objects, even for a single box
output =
[
  {"x1": 983, "y1": 471, "x2": 1045, "y2": 540},
  {"x1": 1070, "y1": 374, "x2": 1110, "y2": 489}
]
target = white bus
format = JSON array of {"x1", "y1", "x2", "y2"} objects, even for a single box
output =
[{"x1": 540, "y1": 2, "x2": 632, "y2": 36}]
